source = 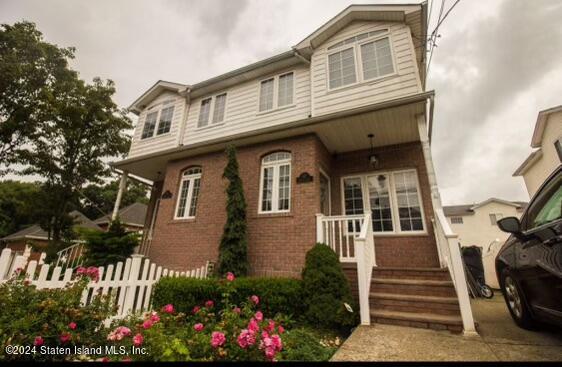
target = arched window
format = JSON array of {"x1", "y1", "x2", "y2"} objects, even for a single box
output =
[
  {"x1": 259, "y1": 152, "x2": 291, "y2": 213},
  {"x1": 175, "y1": 167, "x2": 202, "y2": 219}
]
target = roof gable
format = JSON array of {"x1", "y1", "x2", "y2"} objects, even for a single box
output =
[
  {"x1": 128, "y1": 80, "x2": 188, "y2": 114},
  {"x1": 531, "y1": 105, "x2": 562, "y2": 148}
]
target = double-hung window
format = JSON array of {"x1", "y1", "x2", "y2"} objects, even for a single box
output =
[
  {"x1": 259, "y1": 152, "x2": 291, "y2": 213},
  {"x1": 342, "y1": 169, "x2": 425, "y2": 234},
  {"x1": 258, "y1": 72, "x2": 295, "y2": 112},
  {"x1": 198, "y1": 93, "x2": 227, "y2": 128},
  {"x1": 327, "y1": 29, "x2": 395, "y2": 90},
  {"x1": 141, "y1": 100, "x2": 176, "y2": 139},
  {"x1": 175, "y1": 167, "x2": 202, "y2": 219}
]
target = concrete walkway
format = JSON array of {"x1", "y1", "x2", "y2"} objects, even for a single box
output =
[{"x1": 331, "y1": 295, "x2": 562, "y2": 361}]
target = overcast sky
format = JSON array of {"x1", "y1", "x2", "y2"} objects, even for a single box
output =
[{"x1": 2, "y1": 0, "x2": 561, "y2": 205}]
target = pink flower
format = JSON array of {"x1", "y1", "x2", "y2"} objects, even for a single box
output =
[
  {"x1": 101, "y1": 357, "x2": 110, "y2": 362},
  {"x1": 150, "y1": 313, "x2": 160, "y2": 323},
  {"x1": 194, "y1": 323, "x2": 204, "y2": 332},
  {"x1": 59, "y1": 332, "x2": 72, "y2": 344},
  {"x1": 248, "y1": 318, "x2": 259, "y2": 333},
  {"x1": 250, "y1": 295, "x2": 259, "y2": 305},
  {"x1": 271, "y1": 335, "x2": 283, "y2": 351},
  {"x1": 264, "y1": 346, "x2": 276, "y2": 360},
  {"x1": 122, "y1": 357, "x2": 132, "y2": 362},
  {"x1": 237, "y1": 329, "x2": 256, "y2": 349},
  {"x1": 142, "y1": 320, "x2": 153, "y2": 329},
  {"x1": 68, "y1": 322, "x2": 77, "y2": 330},
  {"x1": 133, "y1": 333, "x2": 144, "y2": 347},
  {"x1": 265, "y1": 320, "x2": 275, "y2": 333},
  {"x1": 211, "y1": 331, "x2": 226, "y2": 348},
  {"x1": 192, "y1": 306, "x2": 201, "y2": 314},
  {"x1": 255, "y1": 311, "x2": 263, "y2": 322},
  {"x1": 205, "y1": 300, "x2": 214, "y2": 308},
  {"x1": 116, "y1": 326, "x2": 131, "y2": 337},
  {"x1": 261, "y1": 331, "x2": 270, "y2": 340},
  {"x1": 278, "y1": 325, "x2": 285, "y2": 334},
  {"x1": 226, "y1": 272, "x2": 235, "y2": 282},
  {"x1": 233, "y1": 307, "x2": 241, "y2": 314},
  {"x1": 33, "y1": 336, "x2": 44, "y2": 346},
  {"x1": 162, "y1": 304, "x2": 174, "y2": 314}
]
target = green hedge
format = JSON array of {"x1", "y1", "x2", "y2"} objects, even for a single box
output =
[{"x1": 152, "y1": 277, "x2": 304, "y2": 319}]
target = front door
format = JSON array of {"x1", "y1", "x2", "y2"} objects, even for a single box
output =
[{"x1": 320, "y1": 172, "x2": 331, "y2": 216}]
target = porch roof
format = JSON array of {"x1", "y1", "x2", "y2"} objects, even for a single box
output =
[{"x1": 112, "y1": 91, "x2": 433, "y2": 182}]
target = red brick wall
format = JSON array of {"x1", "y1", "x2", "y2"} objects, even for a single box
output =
[
  {"x1": 148, "y1": 134, "x2": 324, "y2": 277},
  {"x1": 330, "y1": 142, "x2": 440, "y2": 268}
]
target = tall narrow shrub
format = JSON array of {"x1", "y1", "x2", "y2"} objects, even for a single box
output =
[{"x1": 217, "y1": 145, "x2": 249, "y2": 276}]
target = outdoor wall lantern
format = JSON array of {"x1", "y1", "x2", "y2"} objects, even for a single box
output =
[{"x1": 368, "y1": 133, "x2": 379, "y2": 168}]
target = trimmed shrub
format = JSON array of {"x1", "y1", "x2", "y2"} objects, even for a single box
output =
[
  {"x1": 83, "y1": 219, "x2": 138, "y2": 267},
  {"x1": 280, "y1": 328, "x2": 338, "y2": 361},
  {"x1": 301, "y1": 243, "x2": 358, "y2": 330},
  {"x1": 152, "y1": 277, "x2": 304, "y2": 320}
]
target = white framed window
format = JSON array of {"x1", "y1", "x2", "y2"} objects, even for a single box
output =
[
  {"x1": 175, "y1": 167, "x2": 202, "y2": 219},
  {"x1": 341, "y1": 169, "x2": 426, "y2": 234},
  {"x1": 450, "y1": 216, "x2": 464, "y2": 224},
  {"x1": 141, "y1": 100, "x2": 176, "y2": 139},
  {"x1": 259, "y1": 152, "x2": 291, "y2": 213},
  {"x1": 212, "y1": 93, "x2": 227, "y2": 124},
  {"x1": 327, "y1": 29, "x2": 395, "y2": 90},
  {"x1": 489, "y1": 213, "x2": 503, "y2": 226},
  {"x1": 197, "y1": 92, "x2": 227, "y2": 128},
  {"x1": 198, "y1": 98, "x2": 212, "y2": 127},
  {"x1": 258, "y1": 72, "x2": 295, "y2": 112}
]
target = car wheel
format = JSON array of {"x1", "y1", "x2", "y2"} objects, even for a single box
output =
[
  {"x1": 480, "y1": 284, "x2": 494, "y2": 299},
  {"x1": 500, "y1": 269, "x2": 535, "y2": 329}
]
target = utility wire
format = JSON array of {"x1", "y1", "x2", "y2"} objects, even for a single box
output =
[{"x1": 426, "y1": 0, "x2": 462, "y2": 75}]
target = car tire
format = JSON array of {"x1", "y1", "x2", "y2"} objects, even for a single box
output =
[
  {"x1": 500, "y1": 268, "x2": 535, "y2": 330},
  {"x1": 480, "y1": 284, "x2": 494, "y2": 299}
]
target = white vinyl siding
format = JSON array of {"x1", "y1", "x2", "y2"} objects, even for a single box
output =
[
  {"x1": 361, "y1": 37, "x2": 394, "y2": 80},
  {"x1": 342, "y1": 169, "x2": 425, "y2": 234},
  {"x1": 198, "y1": 98, "x2": 212, "y2": 127},
  {"x1": 259, "y1": 78, "x2": 274, "y2": 112},
  {"x1": 489, "y1": 213, "x2": 503, "y2": 226},
  {"x1": 328, "y1": 48, "x2": 357, "y2": 89},
  {"x1": 259, "y1": 152, "x2": 291, "y2": 213},
  {"x1": 212, "y1": 93, "x2": 227, "y2": 124},
  {"x1": 175, "y1": 167, "x2": 202, "y2": 219},
  {"x1": 278, "y1": 72, "x2": 294, "y2": 107}
]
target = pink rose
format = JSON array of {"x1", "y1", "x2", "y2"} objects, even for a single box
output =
[
  {"x1": 262, "y1": 331, "x2": 270, "y2": 340},
  {"x1": 59, "y1": 332, "x2": 72, "y2": 344},
  {"x1": 205, "y1": 300, "x2": 214, "y2": 308},
  {"x1": 194, "y1": 323, "x2": 204, "y2": 332},
  {"x1": 265, "y1": 320, "x2": 275, "y2": 333},
  {"x1": 248, "y1": 318, "x2": 259, "y2": 333},
  {"x1": 101, "y1": 357, "x2": 110, "y2": 362},
  {"x1": 33, "y1": 336, "x2": 44, "y2": 346},
  {"x1": 192, "y1": 306, "x2": 201, "y2": 314},
  {"x1": 116, "y1": 326, "x2": 131, "y2": 337},
  {"x1": 68, "y1": 322, "x2": 77, "y2": 330},
  {"x1": 264, "y1": 346, "x2": 276, "y2": 360},
  {"x1": 250, "y1": 295, "x2": 259, "y2": 305},
  {"x1": 150, "y1": 313, "x2": 160, "y2": 323},
  {"x1": 211, "y1": 331, "x2": 226, "y2": 348},
  {"x1": 133, "y1": 333, "x2": 144, "y2": 347},
  {"x1": 162, "y1": 304, "x2": 174, "y2": 314},
  {"x1": 226, "y1": 272, "x2": 235, "y2": 282},
  {"x1": 271, "y1": 334, "x2": 283, "y2": 351},
  {"x1": 233, "y1": 307, "x2": 241, "y2": 314},
  {"x1": 142, "y1": 320, "x2": 153, "y2": 329},
  {"x1": 255, "y1": 311, "x2": 263, "y2": 322},
  {"x1": 278, "y1": 325, "x2": 285, "y2": 334},
  {"x1": 237, "y1": 329, "x2": 256, "y2": 349}
]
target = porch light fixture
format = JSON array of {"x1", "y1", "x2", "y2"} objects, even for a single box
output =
[{"x1": 368, "y1": 134, "x2": 378, "y2": 168}]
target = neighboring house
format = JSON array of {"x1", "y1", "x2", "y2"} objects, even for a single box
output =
[
  {"x1": 513, "y1": 105, "x2": 562, "y2": 198},
  {"x1": 444, "y1": 198, "x2": 526, "y2": 288},
  {"x1": 95, "y1": 202, "x2": 147, "y2": 233},
  {"x1": 110, "y1": 3, "x2": 476, "y2": 332},
  {"x1": 0, "y1": 210, "x2": 101, "y2": 260}
]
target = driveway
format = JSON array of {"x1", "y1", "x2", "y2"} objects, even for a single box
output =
[{"x1": 331, "y1": 295, "x2": 562, "y2": 361}]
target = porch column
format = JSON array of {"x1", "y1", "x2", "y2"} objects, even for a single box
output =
[
  {"x1": 417, "y1": 114, "x2": 443, "y2": 210},
  {"x1": 112, "y1": 171, "x2": 128, "y2": 221}
]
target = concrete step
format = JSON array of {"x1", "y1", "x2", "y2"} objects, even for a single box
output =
[
  {"x1": 372, "y1": 267, "x2": 450, "y2": 281},
  {"x1": 370, "y1": 309, "x2": 463, "y2": 333},
  {"x1": 371, "y1": 278, "x2": 457, "y2": 297},
  {"x1": 370, "y1": 292, "x2": 461, "y2": 316}
]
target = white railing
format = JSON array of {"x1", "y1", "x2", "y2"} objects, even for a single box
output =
[
  {"x1": 354, "y1": 213, "x2": 375, "y2": 325},
  {"x1": 316, "y1": 214, "x2": 365, "y2": 262},
  {"x1": 0, "y1": 248, "x2": 210, "y2": 320},
  {"x1": 431, "y1": 209, "x2": 477, "y2": 335},
  {"x1": 55, "y1": 242, "x2": 85, "y2": 272}
]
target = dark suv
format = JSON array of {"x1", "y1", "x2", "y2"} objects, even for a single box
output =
[{"x1": 496, "y1": 164, "x2": 562, "y2": 329}]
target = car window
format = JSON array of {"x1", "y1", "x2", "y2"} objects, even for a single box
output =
[{"x1": 528, "y1": 177, "x2": 562, "y2": 230}]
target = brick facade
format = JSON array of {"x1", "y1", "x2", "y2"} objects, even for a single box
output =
[{"x1": 145, "y1": 134, "x2": 440, "y2": 276}]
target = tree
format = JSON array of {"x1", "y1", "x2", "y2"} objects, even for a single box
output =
[
  {"x1": 79, "y1": 179, "x2": 149, "y2": 220},
  {"x1": 82, "y1": 219, "x2": 138, "y2": 267},
  {"x1": 0, "y1": 22, "x2": 76, "y2": 175},
  {"x1": 0, "y1": 180, "x2": 42, "y2": 238},
  {"x1": 217, "y1": 145, "x2": 249, "y2": 277}
]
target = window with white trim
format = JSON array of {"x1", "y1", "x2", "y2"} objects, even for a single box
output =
[
  {"x1": 175, "y1": 167, "x2": 202, "y2": 219},
  {"x1": 258, "y1": 72, "x2": 295, "y2": 112},
  {"x1": 259, "y1": 152, "x2": 291, "y2": 213},
  {"x1": 489, "y1": 213, "x2": 503, "y2": 226},
  {"x1": 327, "y1": 29, "x2": 395, "y2": 90},
  {"x1": 141, "y1": 100, "x2": 176, "y2": 139},
  {"x1": 342, "y1": 170, "x2": 425, "y2": 234},
  {"x1": 198, "y1": 93, "x2": 227, "y2": 128}
]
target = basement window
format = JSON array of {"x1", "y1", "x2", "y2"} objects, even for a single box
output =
[{"x1": 450, "y1": 216, "x2": 464, "y2": 224}]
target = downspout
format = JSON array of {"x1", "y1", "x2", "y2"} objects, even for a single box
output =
[
  {"x1": 177, "y1": 87, "x2": 192, "y2": 147},
  {"x1": 292, "y1": 47, "x2": 314, "y2": 118}
]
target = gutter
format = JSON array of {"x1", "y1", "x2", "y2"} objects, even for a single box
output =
[
  {"x1": 111, "y1": 167, "x2": 154, "y2": 186},
  {"x1": 427, "y1": 93, "x2": 435, "y2": 144}
]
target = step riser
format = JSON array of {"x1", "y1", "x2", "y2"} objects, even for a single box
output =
[
  {"x1": 371, "y1": 316, "x2": 463, "y2": 333},
  {"x1": 371, "y1": 283, "x2": 457, "y2": 297},
  {"x1": 372, "y1": 271, "x2": 450, "y2": 281},
  {"x1": 370, "y1": 300, "x2": 460, "y2": 316}
]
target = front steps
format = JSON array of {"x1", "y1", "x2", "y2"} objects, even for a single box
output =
[{"x1": 370, "y1": 267, "x2": 463, "y2": 333}]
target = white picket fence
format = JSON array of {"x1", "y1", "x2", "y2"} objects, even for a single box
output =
[{"x1": 0, "y1": 248, "x2": 211, "y2": 319}]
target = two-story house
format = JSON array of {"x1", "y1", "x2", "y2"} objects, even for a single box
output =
[
  {"x1": 111, "y1": 3, "x2": 476, "y2": 333},
  {"x1": 513, "y1": 105, "x2": 562, "y2": 197}
]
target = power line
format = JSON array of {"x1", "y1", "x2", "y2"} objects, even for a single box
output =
[{"x1": 426, "y1": 0, "x2": 462, "y2": 75}]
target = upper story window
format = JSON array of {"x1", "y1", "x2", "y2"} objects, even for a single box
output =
[
  {"x1": 327, "y1": 29, "x2": 394, "y2": 90},
  {"x1": 258, "y1": 72, "x2": 295, "y2": 112},
  {"x1": 259, "y1": 152, "x2": 291, "y2": 213},
  {"x1": 489, "y1": 213, "x2": 503, "y2": 226},
  {"x1": 342, "y1": 169, "x2": 425, "y2": 234},
  {"x1": 198, "y1": 93, "x2": 227, "y2": 128},
  {"x1": 175, "y1": 167, "x2": 202, "y2": 219},
  {"x1": 140, "y1": 101, "x2": 175, "y2": 139}
]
